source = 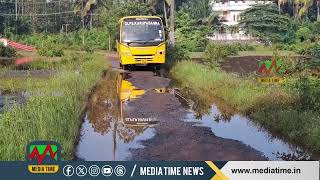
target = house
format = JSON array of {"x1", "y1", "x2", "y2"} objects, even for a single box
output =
[{"x1": 209, "y1": 0, "x2": 274, "y2": 42}]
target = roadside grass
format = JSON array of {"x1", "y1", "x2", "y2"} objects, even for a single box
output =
[
  {"x1": 171, "y1": 61, "x2": 320, "y2": 154},
  {"x1": 0, "y1": 52, "x2": 107, "y2": 160},
  {"x1": 0, "y1": 77, "x2": 48, "y2": 91}
]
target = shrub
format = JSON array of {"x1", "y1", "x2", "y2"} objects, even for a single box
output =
[
  {"x1": 295, "y1": 27, "x2": 312, "y2": 42},
  {"x1": 293, "y1": 76, "x2": 320, "y2": 111},
  {"x1": 84, "y1": 44, "x2": 94, "y2": 54},
  {"x1": 0, "y1": 44, "x2": 17, "y2": 57},
  {"x1": 37, "y1": 43, "x2": 64, "y2": 57},
  {"x1": 16, "y1": 29, "x2": 110, "y2": 51},
  {"x1": 283, "y1": 41, "x2": 315, "y2": 55},
  {"x1": 165, "y1": 43, "x2": 189, "y2": 69},
  {"x1": 233, "y1": 43, "x2": 256, "y2": 51},
  {"x1": 309, "y1": 44, "x2": 320, "y2": 58},
  {"x1": 205, "y1": 43, "x2": 239, "y2": 66}
]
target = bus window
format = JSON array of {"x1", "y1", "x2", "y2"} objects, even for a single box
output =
[{"x1": 121, "y1": 18, "x2": 164, "y2": 43}]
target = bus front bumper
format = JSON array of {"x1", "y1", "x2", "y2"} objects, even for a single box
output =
[{"x1": 120, "y1": 53, "x2": 165, "y2": 65}]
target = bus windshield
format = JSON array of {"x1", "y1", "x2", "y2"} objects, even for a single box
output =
[{"x1": 121, "y1": 18, "x2": 164, "y2": 43}]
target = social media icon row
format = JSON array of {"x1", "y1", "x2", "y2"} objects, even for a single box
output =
[{"x1": 63, "y1": 165, "x2": 126, "y2": 177}]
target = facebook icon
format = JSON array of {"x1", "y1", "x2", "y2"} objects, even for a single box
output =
[{"x1": 63, "y1": 165, "x2": 74, "y2": 177}]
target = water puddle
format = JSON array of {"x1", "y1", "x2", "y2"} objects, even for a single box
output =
[
  {"x1": 76, "y1": 72, "x2": 156, "y2": 161},
  {"x1": 183, "y1": 104, "x2": 313, "y2": 160}
]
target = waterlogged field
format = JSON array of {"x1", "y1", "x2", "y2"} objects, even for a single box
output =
[
  {"x1": 0, "y1": 52, "x2": 107, "y2": 160},
  {"x1": 171, "y1": 61, "x2": 320, "y2": 156}
]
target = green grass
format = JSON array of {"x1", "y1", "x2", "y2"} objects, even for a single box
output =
[
  {"x1": 171, "y1": 61, "x2": 320, "y2": 154},
  {"x1": 0, "y1": 52, "x2": 108, "y2": 160}
]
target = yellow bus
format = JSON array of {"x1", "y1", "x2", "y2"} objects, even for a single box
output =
[{"x1": 117, "y1": 16, "x2": 166, "y2": 70}]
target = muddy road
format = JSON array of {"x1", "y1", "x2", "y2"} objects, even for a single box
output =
[{"x1": 76, "y1": 53, "x2": 311, "y2": 161}]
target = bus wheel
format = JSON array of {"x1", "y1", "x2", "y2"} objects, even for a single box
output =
[
  {"x1": 119, "y1": 63, "x2": 123, "y2": 69},
  {"x1": 153, "y1": 65, "x2": 161, "y2": 71}
]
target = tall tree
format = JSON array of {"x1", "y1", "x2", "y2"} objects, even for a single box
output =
[{"x1": 239, "y1": 4, "x2": 291, "y2": 42}]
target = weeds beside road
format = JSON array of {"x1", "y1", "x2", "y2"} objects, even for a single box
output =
[{"x1": 0, "y1": 52, "x2": 107, "y2": 160}]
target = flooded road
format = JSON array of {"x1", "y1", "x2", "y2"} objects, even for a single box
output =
[
  {"x1": 184, "y1": 106, "x2": 311, "y2": 160},
  {"x1": 76, "y1": 53, "x2": 313, "y2": 161}
]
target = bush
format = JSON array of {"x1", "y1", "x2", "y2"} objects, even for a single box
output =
[
  {"x1": 232, "y1": 43, "x2": 256, "y2": 51},
  {"x1": 295, "y1": 27, "x2": 312, "y2": 42},
  {"x1": 205, "y1": 43, "x2": 239, "y2": 66},
  {"x1": 37, "y1": 43, "x2": 64, "y2": 57},
  {"x1": 0, "y1": 44, "x2": 17, "y2": 57},
  {"x1": 293, "y1": 76, "x2": 320, "y2": 111},
  {"x1": 16, "y1": 28, "x2": 110, "y2": 51},
  {"x1": 84, "y1": 44, "x2": 94, "y2": 54},
  {"x1": 309, "y1": 44, "x2": 320, "y2": 58},
  {"x1": 164, "y1": 44, "x2": 189, "y2": 69}
]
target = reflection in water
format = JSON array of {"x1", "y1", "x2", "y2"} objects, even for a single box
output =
[
  {"x1": 175, "y1": 88, "x2": 234, "y2": 121},
  {"x1": 185, "y1": 105, "x2": 313, "y2": 160},
  {"x1": 76, "y1": 72, "x2": 154, "y2": 161},
  {"x1": 174, "y1": 87, "x2": 314, "y2": 160}
]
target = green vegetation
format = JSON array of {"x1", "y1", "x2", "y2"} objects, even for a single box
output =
[
  {"x1": 171, "y1": 60, "x2": 320, "y2": 154},
  {"x1": 0, "y1": 44, "x2": 16, "y2": 57},
  {"x1": 239, "y1": 4, "x2": 291, "y2": 43},
  {"x1": 175, "y1": 10, "x2": 210, "y2": 52},
  {"x1": 0, "y1": 53, "x2": 107, "y2": 160},
  {"x1": 37, "y1": 43, "x2": 64, "y2": 57},
  {"x1": 204, "y1": 43, "x2": 256, "y2": 65},
  {"x1": 16, "y1": 29, "x2": 110, "y2": 51}
]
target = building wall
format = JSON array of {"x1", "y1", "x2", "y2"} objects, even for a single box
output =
[{"x1": 212, "y1": 0, "x2": 274, "y2": 26}]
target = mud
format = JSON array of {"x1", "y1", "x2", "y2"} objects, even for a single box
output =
[{"x1": 221, "y1": 56, "x2": 309, "y2": 75}]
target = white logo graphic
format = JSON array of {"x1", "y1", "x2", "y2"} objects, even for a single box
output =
[
  {"x1": 101, "y1": 165, "x2": 113, "y2": 176},
  {"x1": 63, "y1": 165, "x2": 74, "y2": 177},
  {"x1": 115, "y1": 165, "x2": 126, "y2": 176},
  {"x1": 76, "y1": 165, "x2": 87, "y2": 177},
  {"x1": 89, "y1": 165, "x2": 100, "y2": 177}
]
